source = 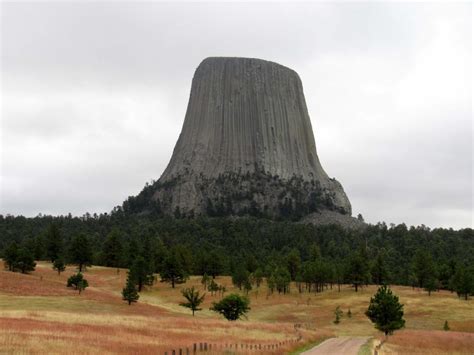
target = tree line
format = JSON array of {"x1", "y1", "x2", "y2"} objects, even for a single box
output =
[{"x1": 1, "y1": 214, "x2": 473, "y2": 299}]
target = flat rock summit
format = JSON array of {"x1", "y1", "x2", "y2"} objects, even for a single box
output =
[{"x1": 129, "y1": 57, "x2": 354, "y2": 222}]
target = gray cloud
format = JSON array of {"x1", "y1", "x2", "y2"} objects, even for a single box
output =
[{"x1": 1, "y1": 1, "x2": 472, "y2": 229}]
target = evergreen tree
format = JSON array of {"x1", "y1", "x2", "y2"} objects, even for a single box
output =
[
  {"x1": 210, "y1": 294, "x2": 250, "y2": 321},
  {"x1": 4, "y1": 241, "x2": 19, "y2": 271},
  {"x1": 334, "y1": 306, "x2": 343, "y2": 324},
  {"x1": 77, "y1": 278, "x2": 88, "y2": 294},
  {"x1": 413, "y1": 251, "x2": 436, "y2": 289},
  {"x1": 201, "y1": 273, "x2": 211, "y2": 290},
  {"x1": 67, "y1": 272, "x2": 89, "y2": 293},
  {"x1": 69, "y1": 234, "x2": 93, "y2": 272},
  {"x1": 372, "y1": 252, "x2": 389, "y2": 285},
  {"x1": 366, "y1": 285, "x2": 405, "y2": 336},
  {"x1": 286, "y1": 248, "x2": 301, "y2": 281},
  {"x1": 16, "y1": 247, "x2": 36, "y2": 274},
  {"x1": 424, "y1": 276, "x2": 438, "y2": 296},
  {"x1": 122, "y1": 273, "x2": 140, "y2": 305},
  {"x1": 160, "y1": 251, "x2": 188, "y2": 288},
  {"x1": 443, "y1": 320, "x2": 450, "y2": 331},
  {"x1": 206, "y1": 251, "x2": 225, "y2": 278},
  {"x1": 102, "y1": 228, "x2": 124, "y2": 267},
  {"x1": 272, "y1": 266, "x2": 291, "y2": 294},
  {"x1": 451, "y1": 266, "x2": 474, "y2": 300},
  {"x1": 130, "y1": 256, "x2": 155, "y2": 292},
  {"x1": 53, "y1": 258, "x2": 66, "y2": 275},
  {"x1": 347, "y1": 251, "x2": 371, "y2": 292},
  {"x1": 180, "y1": 287, "x2": 205, "y2": 316},
  {"x1": 45, "y1": 223, "x2": 62, "y2": 263},
  {"x1": 243, "y1": 278, "x2": 252, "y2": 295},
  {"x1": 232, "y1": 265, "x2": 249, "y2": 290},
  {"x1": 252, "y1": 268, "x2": 264, "y2": 288},
  {"x1": 208, "y1": 279, "x2": 219, "y2": 296}
]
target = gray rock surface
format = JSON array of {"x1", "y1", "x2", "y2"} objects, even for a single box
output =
[{"x1": 151, "y1": 57, "x2": 352, "y2": 218}]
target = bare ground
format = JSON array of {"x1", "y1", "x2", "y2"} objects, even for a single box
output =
[{"x1": 302, "y1": 337, "x2": 370, "y2": 355}]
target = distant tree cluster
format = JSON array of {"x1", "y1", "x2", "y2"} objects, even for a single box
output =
[{"x1": 1, "y1": 215, "x2": 473, "y2": 300}]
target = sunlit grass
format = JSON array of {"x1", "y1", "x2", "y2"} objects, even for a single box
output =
[{"x1": 0, "y1": 261, "x2": 473, "y2": 353}]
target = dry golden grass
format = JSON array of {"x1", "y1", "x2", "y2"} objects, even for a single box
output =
[
  {"x1": 380, "y1": 330, "x2": 474, "y2": 354},
  {"x1": 0, "y1": 261, "x2": 473, "y2": 354}
]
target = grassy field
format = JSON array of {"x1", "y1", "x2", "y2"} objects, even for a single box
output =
[{"x1": 0, "y1": 261, "x2": 473, "y2": 354}]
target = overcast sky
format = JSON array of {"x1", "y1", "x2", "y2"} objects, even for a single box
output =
[{"x1": 1, "y1": 1, "x2": 472, "y2": 229}]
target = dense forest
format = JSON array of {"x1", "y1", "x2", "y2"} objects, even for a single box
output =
[{"x1": 1, "y1": 210, "x2": 473, "y2": 299}]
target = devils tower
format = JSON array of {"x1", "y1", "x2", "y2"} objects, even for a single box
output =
[{"x1": 128, "y1": 57, "x2": 352, "y2": 220}]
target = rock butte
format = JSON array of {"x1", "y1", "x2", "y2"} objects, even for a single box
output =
[{"x1": 141, "y1": 57, "x2": 352, "y2": 220}]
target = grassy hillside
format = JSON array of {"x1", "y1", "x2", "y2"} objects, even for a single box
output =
[{"x1": 1, "y1": 261, "x2": 473, "y2": 354}]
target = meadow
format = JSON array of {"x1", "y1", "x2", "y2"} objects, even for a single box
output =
[{"x1": 0, "y1": 261, "x2": 473, "y2": 354}]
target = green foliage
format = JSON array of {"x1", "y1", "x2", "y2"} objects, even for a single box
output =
[
  {"x1": 15, "y1": 247, "x2": 36, "y2": 274},
  {"x1": 252, "y1": 268, "x2": 264, "y2": 288},
  {"x1": 413, "y1": 251, "x2": 436, "y2": 289},
  {"x1": 232, "y1": 265, "x2": 249, "y2": 290},
  {"x1": 4, "y1": 242, "x2": 36, "y2": 274},
  {"x1": 0, "y1": 215, "x2": 472, "y2": 299},
  {"x1": 130, "y1": 256, "x2": 155, "y2": 292},
  {"x1": 424, "y1": 276, "x2": 438, "y2": 296},
  {"x1": 101, "y1": 228, "x2": 124, "y2": 268},
  {"x1": 334, "y1": 306, "x2": 343, "y2": 324},
  {"x1": 366, "y1": 285, "x2": 405, "y2": 336},
  {"x1": 160, "y1": 250, "x2": 188, "y2": 288},
  {"x1": 271, "y1": 266, "x2": 291, "y2": 294},
  {"x1": 69, "y1": 234, "x2": 93, "y2": 272},
  {"x1": 208, "y1": 279, "x2": 219, "y2": 295},
  {"x1": 347, "y1": 249, "x2": 371, "y2": 292},
  {"x1": 180, "y1": 287, "x2": 205, "y2": 316},
  {"x1": 4, "y1": 242, "x2": 19, "y2": 271},
  {"x1": 286, "y1": 248, "x2": 301, "y2": 281},
  {"x1": 210, "y1": 293, "x2": 250, "y2": 321},
  {"x1": 53, "y1": 258, "x2": 66, "y2": 275},
  {"x1": 451, "y1": 266, "x2": 474, "y2": 300},
  {"x1": 45, "y1": 223, "x2": 63, "y2": 263},
  {"x1": 122, "y1": 273, "x2": 139, "y2": 305},
  {"x1": 67, "y1": 272, "x2": 89, "y2": 293},
  {"x1": 201, "y1": 273, "x2": 211, "y2": 289},
  {"x1": 372, "y1": 252, "x2": 389, "y2": 285}
]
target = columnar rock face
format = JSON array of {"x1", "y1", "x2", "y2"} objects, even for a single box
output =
[{"x1": 135, "y1": 57, "x2": 351, "y2": 219}]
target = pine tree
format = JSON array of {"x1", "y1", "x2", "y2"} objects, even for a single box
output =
[
  {"x1": 201, "y1": 273, "x2": 211, "y2": 290},
  {"x1": 160, "y1": 251, "x2": 188, "y2": 288},
  {"x1": 413, "y1": 251, "x2": 436, "y2": 289},
  {"x1": 102, "y1": 229, "x2": 124, "y2": 267},
  {"x1": 67, "y1": 272, "x2": 88, "y2": 294},
  {"x1": 4, "y1": 242, "x2": 19, "y2": 271},
  {"x1": 443, "y1": 320, "x2": 450, "y2": 331},
  {"x1": 45, "y1": 223, "x2": 62, "y2": 263},
  {"x1": 452, "y1": 266, "x2": 474, "y2": 300},
  {"x1": 16, "y1": 247, "x2": 36, "y2": 274},
  {"x1": 69, "y1": 234, "x2": 93, "y2": 272},
  {"x1": 180, "y1": 287, "x2": 205, "y2": 316},
  {"x1": 122, "y1": 273, "x2": 140, "y2": 305},
  {"x1": 130, "y1": 256, "x2": 155, "y2": 292},
  {"x1": 53, "y1": 258, "x2": 66, "y2": 275},
  {"x1": 232, "y1": 265, "x2": 249, "y2": 290},
  {"x1": 372, "y1": 252, "x2": 389, "y2": 285},
  {"x1": 366, "y1": 285, "x2": 405, "y2": 336},
  {"x1": 334, "y1": 306, "x2": 343, "y2": 324},
  {"x1": 208, "y1": 279, "x2": 219, "y2": 296},
  {"x1": 347, "y1": 251, "x2": 370, "y2": 292},
  {"x1": 424, "y1": 276, "x2": 438, "y2": 296}
]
